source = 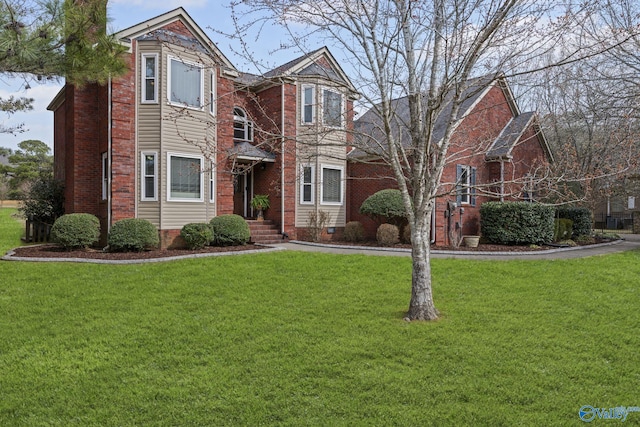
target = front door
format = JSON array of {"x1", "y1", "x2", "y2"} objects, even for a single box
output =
[{"x1": 233, "y1": 169, "x2": 254, "y2": 218}]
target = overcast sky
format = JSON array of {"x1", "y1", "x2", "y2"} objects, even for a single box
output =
[{"x1": 0, "y1": 1, "x2": 299, "y2": 152}]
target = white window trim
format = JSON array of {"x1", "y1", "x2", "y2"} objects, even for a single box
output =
[
  {"x1": 209, "y1": 70, "x2": 216, "y2": 116},
  {"x1": 320, "y1": 164, "x2": 344, "y2": 206},
  {"x1": 167, "y1": 152, "x2": 205, "y2": 202},
  {"x1": 459, "y1": 165, "x2": 471, "y2": 205},
  {"x1": 209, "y1": 161, "x2": 216, "y2": 204},
  {"x1": 233, "y1": 107, "x2": 253, "y2": 142},
  {"x1": 167, "y1": 55, "x2": 204, "y2": 110},
  {"x1": 101, "y1": 152, "x2": 108, "y2": 201},
  {"x1": 301, "y1": 84, "x2": 315, "y2": 125},
  {"x1": 141, "y1": 53, "x2": 158, "y2": 104},
  {"x1": 299, "y1": 164, "x2": 315, "y2": 205},
  {"x1": 322, "y1": 87, "x2": 345, "y2": 129},
  {"x1": 141, "y1": 151, "x2": 158, "y2": 202}
]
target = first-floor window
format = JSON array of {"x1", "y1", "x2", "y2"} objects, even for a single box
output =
[
  {"x1": 168, "y1": 154, "x2": 203, "y2": 201},
  {"x1": 300, "y1": 164, "x2": 314, "y2": 204},
  {"x1": 141, "y1": 152, "x2": 157, "y2": 201},
  {"x1": 456, "y1": 164, "x2": 476, "y2": 206},
  {"x1": 321, "y1": 165, "x2": 343, "y2": 205},
  {"x1": 101, "y1": 152, "x2": 108, "y2": 200}
]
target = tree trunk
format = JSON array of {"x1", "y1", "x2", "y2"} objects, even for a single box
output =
[{"x1": 405, "y1": 215, "x2": 439, "y2": 321}]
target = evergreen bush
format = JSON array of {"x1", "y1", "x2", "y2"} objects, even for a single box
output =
[
  {"x1": 108, "y1": 218, "x2": 159, "y2": 252},
  {"x1": 343, "y1": 221, "x2": 365, "y2": 242},
  {"x1": 360, "y1": 189, "x2": 406, "y2": 225},
  {"x1": 557, "y1": 207, "x2": 592, "y2": 238},
  {"x1": 210, "y1": 214, "x2": 250, "y2": 246},
  {"x1": 180, "y1": 223, "x2": 214, "y2": 250},
  {"x1": 480, "y1": 202, "x2": 554, "y2": 245},
  {"x1": 553, "y1": 218, "x2": 574, "y2": 242},
  {"x1": 51, "y1": 213, "x2": 100, "y2": 250},
  {"x1": 376, "y1": 223, "x2": 400, "y2": 246}
]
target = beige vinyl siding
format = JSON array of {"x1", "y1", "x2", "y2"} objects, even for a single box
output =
[
  {"x1": 295, "y1": 80, "x2": 348, "y2": 228},
  {"x1": 137, "y1": 44, "x2": 162, "y2": 227},
  {"x1": 136, "y1": 42, "x2": 217, "y2": 230},
  {"x1": 159, "y1": 45, "x2": 216, "y2": 230}
]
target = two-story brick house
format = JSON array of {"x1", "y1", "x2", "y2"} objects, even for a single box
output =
[
  {"x1": 48, "y1": 8, "x2": 357, "y2": 247},
  {"x1": 49, "y1": 7, "x2": 551, "y2": 248}
]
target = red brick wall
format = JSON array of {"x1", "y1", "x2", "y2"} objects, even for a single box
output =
[
  {"x1": 216, "y1": 73, "x2": 237, "y2": 215},
  {"x1": 110, "y1": 51, "x2": 136, "y2": 223}
]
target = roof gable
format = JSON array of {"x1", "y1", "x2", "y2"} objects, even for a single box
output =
[
  {"x1": 263, "y1": 47, "x2": 357, "y2": 94},
  {"x1": 486, "y1": 112, "x2": 554, "y2": 162},
  {"x1": 114, "y1": 7, "x2": 236, "y2": 71}
]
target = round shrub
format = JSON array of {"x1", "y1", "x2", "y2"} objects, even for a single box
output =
[
  {"x1": 210, "y1": 214, "x2": 250, "y2": 246},
  {"x1": 557, "y1": 207, "x2": 592, "y2": 238},
  {"x1": 180, "y1": 222, "x2": 214, "y2": 250},
  {"x1": 344, "y1": 221, "x2": 365, "y2": 242},
  {"x1": 51, "y1": 213, "x2": 100, "y2": 250},
  {"x1": 376, "y1": 223, "x2": 399, "y2": 246},
  {"x1": 360, "y1": 189, "x2": 407, "y2": 225},
  {"x1": 108, "y1": 218, "x2": 159, "y2": 252},
  {"x1": 402, "y1": 223, "x2": 412, "y2": 244},
  {"x1": 553, "y1": 218, "x2": 573, "y2": 242}
]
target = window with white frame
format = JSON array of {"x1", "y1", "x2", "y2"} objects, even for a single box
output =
[
  {"x1": 168, "y1": 56, "x2": 203, "y2": 108},
  {"x1": 233, "y1": 107, "x2": 253, "y2": 141},
  {"x1": 301, "y1": 85, "x2": 315, "y2": 124},
  {"x1": 142, "y1": 53, "x2": 158, "y2": 103},
  {"x1": 141, "y1": 152, "x2": 157, "y2": 201},
  {"x1": 323, "y1": 88, "x2": 343, "y2": 128},
  {"x1": 300, "y1": 164, "x2": 315, "y2": 204},
  {"x1": 168, "y1": 154, "x2": 203, "y2": 201},
  {"x1": 101, "y1": 152, "x2": 108, "y2": 200},
  {"x1": 321, "y1": 164, "x2": 343, "y2": 204},
  {"x1": 456, "y1": 164, "x2": 476, "y2": 206}
]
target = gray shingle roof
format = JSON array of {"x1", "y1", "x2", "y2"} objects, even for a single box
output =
[
  {"x1": 486, "y1": 111, "x2": 536, "y2": 159},
  {"x1": 350, "y1": 75, "x2": 500, "y2": 159},
  {"x1": 229, "y1": 141, "x2": 276, "y2": 162}
]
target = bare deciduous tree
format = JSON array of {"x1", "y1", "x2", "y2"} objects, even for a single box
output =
[{"x1": 227, "y1": 0, "x2": 638, "y2": 320}]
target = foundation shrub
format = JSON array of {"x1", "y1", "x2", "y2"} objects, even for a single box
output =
[
  {"x1": 51, "y1": 213, "x2": 100, "y2": 250},
  {"x1": 181, "y1": 223, "x2": 214, "y2": 250},
  {"x1": 376, "y1": 223, "x2": 400, "y2": 246},
  {"x1": 108, "y1": 218, "x2": 159, "y2": 252},
  {"x1": 210, "y1": 214, "x2": 250, "y2": 246},
  {"x1": 344, "y1": 221, "x2": 365, "y2": 242}
]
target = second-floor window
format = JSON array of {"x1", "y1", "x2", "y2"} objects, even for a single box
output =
[
  {"x1": 142, "y1": 54, "x2": 158, "y2": 103},
  {"x1": 169, "y1": 56, "x2": 203, "y2": 109},
  {"x1": 233, "y1": 107, "x2": 253, "y2": 141},
  {"x1": 302, "y1": 85, "x2": 315, "y2": 124},
  {"x1": 323, "y1": 89, "x2": 343, "y2": 128}
]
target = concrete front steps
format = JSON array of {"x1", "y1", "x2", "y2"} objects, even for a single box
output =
[{"x1": 247, "y1": 219, "x2": 287, "y2": 244}]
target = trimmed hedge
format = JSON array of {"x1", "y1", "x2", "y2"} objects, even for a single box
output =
[
  {"x1": 210, "y1": 214, "x2": 250, "y2": 246},
  {"x1": 344, "y1": 221, "x2": 365, "y2": 242},
  {"x1": 108, "y1": 218, "x2": 159, "y2": 252},
  {"x1": 181, "y1": 223, "x2": 214, "y2": 250},
  {"x1": 360, "y1": 189, "x2": 407, "y2": 225},
  {"x1": 557, "y1": 207, "x2": 592, "y2": 238},
  {"x1": 51, "y1": 213, "x2": 100, "y2": 250},
  {"x1": 480, "y1": 202, "x2": 554, "y2": 245},
  {"x1": 554, "y1": 218, "x2": 574, "y2": 242}
]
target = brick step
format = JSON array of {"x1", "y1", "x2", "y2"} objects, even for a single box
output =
[{"x1": 246, "y1": 219, "x2": 287, "y2": 244}]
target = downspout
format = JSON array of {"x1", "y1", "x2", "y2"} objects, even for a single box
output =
[
  {"x1": 107, "y1": 76, "x2": 112, "y2": 233},
  {"x1": 281, "y1": 81, "x2": 286, "y2": 235},
  {"x1": 500, "y1": 159, "x2": 505, "y2": 202}
]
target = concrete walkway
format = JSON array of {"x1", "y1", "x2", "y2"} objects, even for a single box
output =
[{"x1": 271, "y1": 234, "x2": 640, "y2": 260}]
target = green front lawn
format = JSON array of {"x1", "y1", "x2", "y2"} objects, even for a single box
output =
[{"x1": 1, "y1": 208, "x2": 639, "y2": 426}]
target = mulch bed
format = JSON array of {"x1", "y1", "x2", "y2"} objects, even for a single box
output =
[{"x1": 9, "y1": 243, "x2": 268, "y2": 260}]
